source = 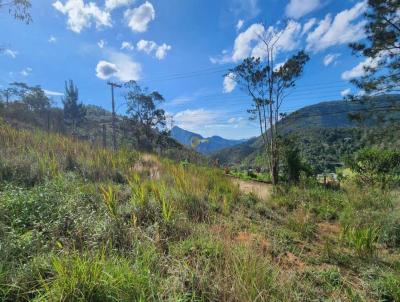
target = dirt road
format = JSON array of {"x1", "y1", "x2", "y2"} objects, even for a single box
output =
[{"x1": 231, "y1": 178, "x2": 272, "y2": 201}]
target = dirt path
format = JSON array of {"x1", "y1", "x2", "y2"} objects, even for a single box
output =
[{"x1": 231, "y1": 178, "x2": 272, "y2": 201}]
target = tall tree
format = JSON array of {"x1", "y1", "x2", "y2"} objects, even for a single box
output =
[
  {"x1": 229, "y1": 41, "x2": 309, "y2": 185},
  {"x1": 349, "y1": 0, "x2": 400, "y2": 94},
  {"x1": 62, "y1": 80, "x2": 86, "y2": 134},
  {"x1": 22, "y1": 86, "x2": 50, "y2": 112},
  {"x1": 124, "y1": 81, "x2": 166, "y2": 138}
]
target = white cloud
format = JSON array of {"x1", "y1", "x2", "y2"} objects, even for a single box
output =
[
  {"x1": 231, "y1": 20, "x2": 302, "y2": 62},
  {"x1": 96, "y1": 51, "x2": 141, "y2": 82},
  {"x1": 341, "y1": 57, "x2": 379, "y2": 80},
  {"x1": 230, "y1": 0, "x2": 260, "y2": 19},
  {"x1": 341, "y1": 88, "x2": 351, "y2": 97},
  {"x1": 2, "y1": 49, "x2": 18, "y2": 58},
  {"x1": 301, "y1": 18, "x2": 316, "y2": 35},
  {"x1": 20, "y1": 67, "x2": 32, "y2": 77},
  {"x1": 105, "y1": 0, "x2": 133, "y2": 10},
  {"x1": 236, "y1": 19, "x2": 244, "y2": 31},
  {"x1": 98, "y1": 39, "x2": 106, "y2": 48},
  {"x1": 52, "y1": 0, "x2": 112, "y2": 33},
  {"x1": 121, "y1": 41, "x2": 134, "y2": 51},
  {"x1": 223, "y1": 73, "x2": 236, "y2": 93},
  {"x1": 48, "y1": 35, "x2": 57, "y2": 43},
  {"x1": 174, "y1": 108, "x2": 221, "y2": 132},
  {"x1": 96, "y1": 60, "x2": 118, "y2": 80},
  {"x1": 286, "y1": 0, "x2": 321, "y2": 19},
  {"x1": 306, "y1": 1, "x2": 367, "y2": 52},
  {"x1": 231, "y1": 23, "x2": 264, "y2": 62},
  {"x1": 168, "y1": 96, "x2": 193, "y2": 106},
  {"x1": 137, "y1": 39, "x2": 171, "y2": 60},
  {"x1": 323, "y1": 53, "x2": 341, "y2": 66},
  {"x1": 124, "y1": 1, "x2": 155, "y2": 33},
  {"x1": 155, "y1": 43, "x2": 171, "y2": 60},
  {"x1": 137, "y1": 39, "x2": 157, "y2": 53},
  {"x1": 44, "y1": 89, "x2": 64, "y2": 96}
]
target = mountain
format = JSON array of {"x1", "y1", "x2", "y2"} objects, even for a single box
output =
[
  {"x1": 211, "y1": 94, "x2": 400, "y2": 171},
  {"x1": 170, "y1": 126, "x2": 247, "y2": 155}
]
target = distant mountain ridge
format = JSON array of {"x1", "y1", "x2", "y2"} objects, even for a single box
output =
[
  {"x1": 170, "y1": 126, "x2": 247, "y2": 155},
  {"x1": 210, "y1": 94, "x2": 400, "y2": 169}
]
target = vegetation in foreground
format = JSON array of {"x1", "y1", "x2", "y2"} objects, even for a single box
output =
[{"x1": 1, "y1": 121, "x2": 400, "y2": 301}]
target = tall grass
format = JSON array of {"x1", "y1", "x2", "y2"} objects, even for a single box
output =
[{"x1": 1, "y1": 123, "x2": 399, "y2": 301}]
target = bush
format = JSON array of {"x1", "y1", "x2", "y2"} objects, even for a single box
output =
[{"x1": 345, "y1": 147, "x2": 400, "y2": 189}]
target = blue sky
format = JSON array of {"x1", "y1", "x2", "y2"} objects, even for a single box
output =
[{"x1": 0, "y1": 0, "x2": 372, "y2": 139}]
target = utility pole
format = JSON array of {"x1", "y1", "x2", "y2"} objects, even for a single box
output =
[
  {"x1": 107, "y1": 81, "x2": 122, "y2": 151},
  {"x1": 102, "y1": 124, "x2": 107, "y2": 148}
]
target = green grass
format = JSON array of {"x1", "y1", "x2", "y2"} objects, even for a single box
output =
[{"x1": 1, "y1": 122, "x2": 400, "y2": 301}]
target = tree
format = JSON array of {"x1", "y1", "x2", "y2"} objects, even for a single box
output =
[
  {"x1": 62, "y1": 80, "x2": 86, "y2": 134},
  {"x1": 349, "y1": 0, "x2": 400, "y2": 95},
  {"x1": 124, "y1": 81, "x2": 166, "y2": 138},
  {"x1": 0, "y1": 0, "x2": 32, "y2": 23},
  {"x1": 0, "y1": 87, "x2": 14, "y2": 104},
  {"x1": 229, "y1": 33, "x2": 309, "y2": 185},
  {"x1": 22, "y1": 86, "x2": 51, "y2": 112},
  {"x1": 345, "y1": 147, "x2": 400, "y2": 189},
  {"x1": 281, "y1": 137, "x2": 311, "y2": 184}
]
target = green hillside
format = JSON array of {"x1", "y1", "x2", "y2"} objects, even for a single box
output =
[
  {"x1": 211, "y1": 95, "x2": 400, "y2": 172},
  {"x1": 0, "y1": 101, "x2": 205, "y2": 164},
  {"x1": 1, "y1": 120, "x2": 400, "y2": 301}
]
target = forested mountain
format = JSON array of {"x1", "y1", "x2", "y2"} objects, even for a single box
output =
[
  {"x1": 211, "y1": 95, "x2": 400, "y2": 172},
  {"x1": 171, "y1": 126, "x2": 247, "y2": 154}
]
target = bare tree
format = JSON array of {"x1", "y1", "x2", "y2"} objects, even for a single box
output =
[{"x1": 229, "y1": 29, "x2": 309, "y2": 185}]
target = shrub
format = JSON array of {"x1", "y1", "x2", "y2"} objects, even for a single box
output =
[
  {"x1": 341, "y1": 225, "x2": 379, "y2": 258},
  {"x1": 345, "y1": 147, "x2": 400, "y2": 190},
  {"x1": 35, "y1": 251, "x2": 158, "y2": 301}
]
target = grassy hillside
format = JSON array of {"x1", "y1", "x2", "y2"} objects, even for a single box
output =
[
  {"x1": 212, "y1": 95, "x2": 400, "y2": 171},
  {"x1": 0, "y1": 102, "x2": 205, "y2": 164},
  {"x1": 1, "y1": 120, "x2": 400, "y2": 301}
]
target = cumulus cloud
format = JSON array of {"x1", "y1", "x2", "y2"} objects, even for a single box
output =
[
  {"x1": 2, "y1": 48, "x2": 18, "y2": 58},
  {"x1": 286, "y1": 0, "x2": 321, "y2": 19},
  {"x1": 20, "y1": 67, "x2": 32, "y2": 77},
  {"x1": 137, "y1": 39, "x2": 171, "y2": 60},
  {"x1": 155, "y1": 43, "x2": 172, "y2": 60},
  {"x1": 98, "y1": 39, "x2": 106, "y2": 48},
  {"x1": 341, "y1": 88, "x2": 351, "y2": 97},
  {"x1": 341, "y1": 57, "x2": 379, "y2": 80},
  {"x1": 53, "y1": 0, "x2": 112, "y2": 33},
  {"x1": 306, "y1": 1, "x2": 367, "y2": 52},
  {"x1": 236, "y1": 19, "x2": 244, "y2": 31},
  {"x1": 301, "y1": 18, "x2": 316, "y2": 35},
  {"x1": 124, "y1": 1, "x2": 155, "y2": 33},
  {"x1": 223, "y1": 73, "x2": 236, "y2": 93},
  {"x1": 105, "y1": 0, "x2": 133, "y2": 10},
  {"x1": 174, "y1": 108, "x2": 221, "y2": 132},
  {"x1": 121, "y1": 41, "x2": 134, "y2": 51},
  {"x1": 96, "y1": 61, "x2": 118, "y2": 80},
  {"x1": 323, "y1": 53, "x2": 341, "y2": 66},
  {"x1": 231, "y1": 21, "x2": 302, "y2": 62},
  {"x1": 96, "y1": 52, "x2": 141, "y2": 82}
]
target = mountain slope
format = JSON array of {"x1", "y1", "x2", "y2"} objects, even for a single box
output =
[
  {"x1": 211, "y1": 95, "x2": 400, "y2": 171},
  {"x1": 171, "y1": 126, "x2": 247, "y2": 155}
]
